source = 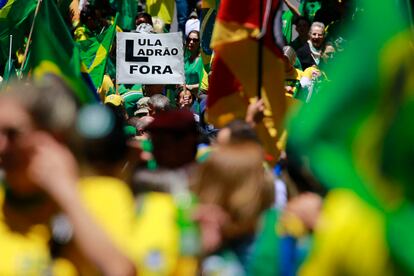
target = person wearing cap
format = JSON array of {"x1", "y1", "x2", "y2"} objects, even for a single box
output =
[
  {"x1": 104, "y1": 94, "x2": 129, "y2": 121},
  {"x1": 185, "y1": 10, "x2": 200, "y2": 37}
]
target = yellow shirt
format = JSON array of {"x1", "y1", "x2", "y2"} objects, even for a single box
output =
[
  {"x1": 0, "y1": 188, "x2": 55, "y2": 275},
  {"x1": 60, "y1": 176, "x2": 135, "y2": 275},
  {"x1": 0, "y1": 181, "x2": 83, "y2": 275},
  {"x1": 299, "y1": 189, "x2": 394, "y2": 276},
  {"x1": 130, "y1": 192, "x2": 180, "y2": 276}
]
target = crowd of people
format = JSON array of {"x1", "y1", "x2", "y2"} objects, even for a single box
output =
[{"x1": 0, "y1": 0, "x2": 413, "y2": 275}]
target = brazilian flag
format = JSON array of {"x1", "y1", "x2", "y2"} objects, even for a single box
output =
[
  {"x1": 31, "y1": 0, "x2": 97, "y2": 104},
  {"x1": 200, "y1": 0, "x2": 220, "y2": 73},
  {"x1": 78, "y1": 14, "x2": 118, "y2": 89},
  {"x1": 0, "y1": 0, "x2": 37, "y2": 65},
  {"x1": 288, "y1": 0, "x2": 414, "y2": 273}
]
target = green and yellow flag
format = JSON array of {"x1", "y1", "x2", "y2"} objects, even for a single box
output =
[
  {"x1": 31, "y1": 0, "x2": 96, "y2": 104},
  {"x1": 78, "y1": 15, "x2": 117, "y2": 90},
  {"x1": 0, "y1": 0, "x2": 37, "y2": 64},
  {"x1": 288, "y1": 0, "x2": 414, "y2": 273}
]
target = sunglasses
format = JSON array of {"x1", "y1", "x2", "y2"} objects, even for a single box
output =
[{"x1": 187, "y1": 37, "x2": 200, "y2": 43}]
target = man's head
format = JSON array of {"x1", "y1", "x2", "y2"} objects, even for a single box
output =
[
  {"x1": 0, "y1": 79, "x2": 77, "y2": 196},
  {"x1": 309, "y1": 22, "x2": 325, "y2": 49},
  {"x1": 146, "y1": 110, "x2": 198, "y2": 169},
  {"x1": 148, "y1": 94, "x2": 170, "y2": 115}
]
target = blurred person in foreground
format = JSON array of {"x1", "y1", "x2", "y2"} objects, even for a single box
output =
[
  {"x1": 0, "y1": 80, "x2": 135, "y2": 275},
  {"x1": 191, "y1": 141, "x2": 275, "y2": 274},
  {"x1": 129, "y1": 109, "x2": 202, "y2": 275}
]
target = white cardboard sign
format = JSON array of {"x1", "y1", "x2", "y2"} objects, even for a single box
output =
[{"x1": 116, "y1": 32, "x2": 184, "y2": 84}]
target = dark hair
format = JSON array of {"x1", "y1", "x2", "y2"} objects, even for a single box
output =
[
  {"x1": 175, "y1": 86, "x2": 196, "y2": 105},
  {"x1": 293, "y1": 16, "x2": 311, "y2": 26},
  {"x1": 186, "y1": 30, "x2": 200, "y2": 41},
  {"x1": 135, "y1": 12, "x2": 153, "y2": 26}
]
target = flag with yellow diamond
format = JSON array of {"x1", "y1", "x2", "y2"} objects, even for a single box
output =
[
  {"x1": 31, "y1": 0, "x2": 97, "y2": 104},
  {"x1": 78, "y1": 14, "x2": 118, "y2": 90}
]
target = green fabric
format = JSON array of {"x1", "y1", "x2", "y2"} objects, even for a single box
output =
[
  {"x1": 140, "y1": 139, "x2": 157, "y2": 170},
  {"x1": 288, "y1": 0, "x2": 413, "y2": 273},
  {"x1": 56, "y1": 0, "x2": 72, "y2": 20},
  {"x1": 184, "y1": 51, "x2": 204, "y2": 88},
  {"x1": 122, "y1": 90, "x2": 144, "y2": 117},
  {"x1": 1, "y1": 57, "x2": 15, "y2": 89},
  {"x1": 0, "y1": 0, "x2": 37, "y2": 64},
  {"x1": 293, "y1": 57, "x2": 302, "y2": 71},
  {"x1": 116, "y1": 0, "x2": 138, "y2": 31},
  {"x1": 298, "y1": 0, "x2": 321, "y2": 22},
  {"x1": 123, "y1": 125, "x2": 137, "y2": 136},
  {"x1": 118, "y1": 83, "x2": 142, "y2": 95},
  {"x1": 31, "y1": 0, "x2": 96, "y2": 104},
  {"x1": 78, "y1": 14, "x2": 118, "y2": 89},
  {"x1": 282, "y1": 10, "x2": 294, "y2": 44},
  {"x1": 248, "y1": 209, "x2": 279, "y2": 276},
  {"x1": 106, "y1": 57, "x2": 116, "y2": 80}
]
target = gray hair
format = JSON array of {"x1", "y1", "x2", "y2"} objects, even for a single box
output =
[
  {"x1": 309, "y1": 22, "x2": 325, "y2": 35},
  {"x1": 148, "y1": 94, "x2": 170, "y2": 112}
]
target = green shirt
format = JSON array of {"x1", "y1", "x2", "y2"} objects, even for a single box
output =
[
  {"x1": 282, "y1": 10, "x2": 294, "y2": 44},
  {"x1": 184, "y1": 51, "x2": 204, "y2": 89}
]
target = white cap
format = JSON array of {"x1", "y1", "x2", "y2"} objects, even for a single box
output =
[{"x1": 185, "y1": 19, "x2": 200, "y2": 37}]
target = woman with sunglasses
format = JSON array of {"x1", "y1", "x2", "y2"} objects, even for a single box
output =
[{"x1": 183, "y1": 30, "x2": 204, "y2": 101}]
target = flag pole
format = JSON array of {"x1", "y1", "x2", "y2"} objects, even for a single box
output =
[
  {"x1": 257, "y1": 0, "x2": 264, "y2": 99},
  {"x1": 20, "y1": 0, "x2": 43, "y2": 72},
  {"x1": 8, "y1": 35, "x2": 12, "y2": 73}
]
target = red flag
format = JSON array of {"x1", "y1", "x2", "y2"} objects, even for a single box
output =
[{"x1": 207, "y1": 0, "x2": 286, "y2": 162}]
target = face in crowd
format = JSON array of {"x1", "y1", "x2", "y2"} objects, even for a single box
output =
[
  {"x1": 186, "y1": 30, "x2": 200, "y2": 54},
  {"x1": 309, "y1": 25, "x2": 325, "y2": 48},
  {"x1": 0, "y1": 98, "x2": 39, "y2": 195},
  {"x1": 177, "y1": 89, "x2": 194, "y2": 109}
]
